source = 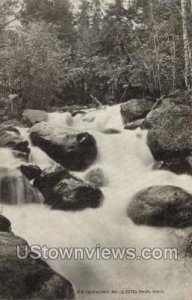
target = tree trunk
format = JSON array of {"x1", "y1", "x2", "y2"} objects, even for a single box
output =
[
  {"x1": 181, "y1": 0, "x2": 191, "y2": 89},
  {"x1": 149, "y1": 0, "x2": 161, "y2": 95}
]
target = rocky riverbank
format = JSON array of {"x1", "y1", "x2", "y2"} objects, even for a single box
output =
[
  {"x1": 1, "y1": 90, "x2": 192, "y2": 215},
  {"x1": 1, "y1": 90, "x2": 192, "y2": 298},
  {"x1": 121, "y1": 90, "x2": 192, "y2": 228}
]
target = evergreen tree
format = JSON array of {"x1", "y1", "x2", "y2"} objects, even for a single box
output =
[{"x1": 22, "y1": 0, "x2": 74, "y2": 41}]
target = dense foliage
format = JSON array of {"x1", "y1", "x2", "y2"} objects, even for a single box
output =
[{"x1": 0, "y1": 0, "x2": 192, "y2": 109}]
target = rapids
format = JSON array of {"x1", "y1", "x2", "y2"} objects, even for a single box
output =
[
  {"x1": 2, "y1": 105, "x2": 192, "y2": 300},
  {"x1": 0, "y1": 149, "x2": 43, "y2": 205}
]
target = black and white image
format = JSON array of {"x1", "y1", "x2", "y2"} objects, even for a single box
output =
[{"x1": 0, "y1": 0, "x2": 192, "y2": 299}]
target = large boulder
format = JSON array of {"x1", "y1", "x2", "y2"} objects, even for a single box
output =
[
  {"x1": 146, "y1": 99, "x2": 192, "y2": 162},
  {"x1": 120, "y1": 99, "x2": 154, "y2": 125},
  {"x1": 0, "y1": 232, "x2": 75, "y2": 299},
  {"x1": 144, "y1": 90, "x2": 192, "y2": 129},
  {"x1": 22, "y1": 109, "x2": 48, "y2": 127},
  {"x1": 52, "y1": 176, "x2": 103, "y2": 210},
  {"x1": 127, "y1": 185, "x2": 192, "y2": 228},
  {"x1": 144, "y1": 92, "x2": 192, "y2": 175},
  {"x1": 0, "y1": 215, "x2": 11, "y2": 232},
  {"x1": 33, "y1": 164, "x2": 68, "y2": 207},
  {"x1": 34, "y1": 164, "x2": 69, "y2": 199},
  {"x1": 0, "y1": 125, "x2": 30, "y2": 155},
  {"x1": 34, "y1": 164, "x2": 103, "y2": 210},
  {"x1": 30, "y1": 122, "x2": 97, "y2": 171}
]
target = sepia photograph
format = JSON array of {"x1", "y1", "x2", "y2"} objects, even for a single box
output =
[{"x1": 0, "y1": 0, "x2": 192, "y2": 299}]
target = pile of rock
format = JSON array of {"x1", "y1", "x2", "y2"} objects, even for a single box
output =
[
  {"x1": 125, "y1": 92, "x2": 192, "y2": 231},
  {"x1": 121, "y1": 92, "x2": 192, "y2": 176},
  {"x1": 0, "y1": 117, "x2": 103, "y2": 210},
  {"x1": 20, "y1": 163, "x2": 104, "y2": 211}
]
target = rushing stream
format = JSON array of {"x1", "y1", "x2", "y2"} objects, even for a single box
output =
[{"x1": 1, "y1": 105, "x2": 192, "y2": 300}]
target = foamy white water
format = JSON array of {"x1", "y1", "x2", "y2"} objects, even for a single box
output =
[
  {"x1": 0, "y1": 148, "x2": 43, "y2": 205},
  {"x1": 2, "y1": 105, "x2": 192, "y2": 300}
]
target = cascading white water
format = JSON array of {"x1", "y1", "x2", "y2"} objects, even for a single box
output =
[
  {"x1": 3, "y1": 105, "x2": 192, "y2": 300},
  {"x1": 0, "y1": 148, "x2": 43, "y2": 205},
  {"x1": 17, "y1": 127, "x2": 54, "y2": 169}
]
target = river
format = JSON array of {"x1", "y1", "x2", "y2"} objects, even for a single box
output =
[{"x1": 1, "y1": 105, "x2": 192, "y2": 300}]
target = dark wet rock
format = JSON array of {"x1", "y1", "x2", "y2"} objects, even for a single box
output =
[
  {"x1": 153, "y1": 156, "x2": 192, "y2": 175},
  {"x1": 120, "y1": 99, "x2": 154, "y2": 125},
  {"x1": 30, "y1": 122, "x2": 97, "y2": 171},
  {"x1": 52, "y1": 176, "x2": 103, "y2": 210},
  {"x1": 127, "y1": 185, "x2": 192, "y2": 228},
  {"x1": 34, "y1": 164, "x2": 69, "y2": 190},
  {"x1": 101, "y1": 128, "x2": 121, "y2": 134},
  {"x1": 14, "y1": 141, "x2": 30, "y2": 154},
  {"x1": 0, "y1": 125, "x2": 30, "y2": 155},
  {"x1": 22, "y1": 109, "x2": 48, "y2": 127},
  {"x1": 0, "y1": 232, "x2": 75, "y2": 299},
  {"x1": 0, "y1": 215, "x2": 11, "y2": 232},
  {"x1": 85, "y1": 168, "x2": 108, "y2": 187},
  {"x1": 124, "y1": 119, "x2": 144, "y2": 130},
  {"x1": 34, "y1": 164, "x2": 103, "y2": 210},
  {"x1": 20, "y1": 164, "x2": 42, "y2": 181},
  {"x1": 33, "y1": 164, "x2": 69, "y2": 205}
]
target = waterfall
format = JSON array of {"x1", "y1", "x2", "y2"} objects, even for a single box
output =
[
  {"x1": 0, "y1": 147, "x2": 43, "y2": 205},
  {"x1": 17, "y1": 127, "x2": 53, "y2": 169},
  {"x1": 2, "y1": 105, "x2": 192, "y2": 300},
  {"x1": 0, "y1": 167, "x2": 43, "y2": 205}
]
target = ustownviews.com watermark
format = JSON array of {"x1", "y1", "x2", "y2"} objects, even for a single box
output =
[{"x1": 16, "y1": 245, "x2": 179, "y2": 261}]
